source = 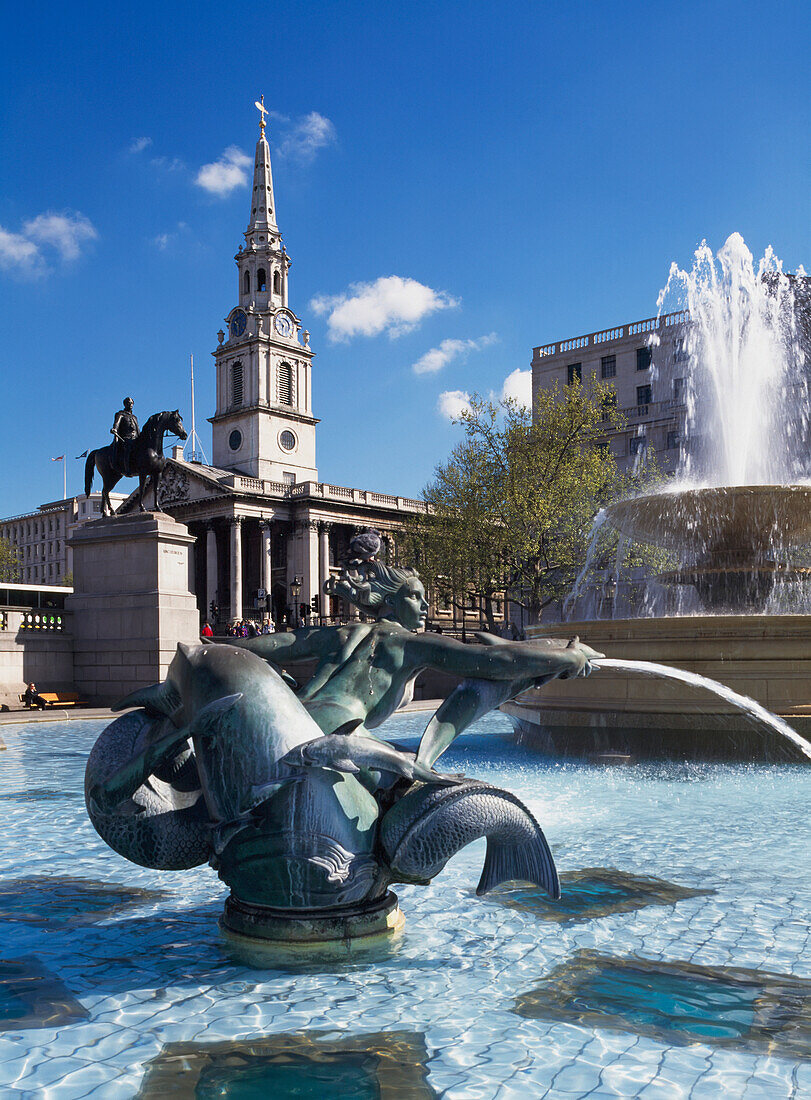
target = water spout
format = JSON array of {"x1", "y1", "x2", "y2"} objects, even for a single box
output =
[{"x1": 593, "y1": 658, "x2": 811, "y2": 761}]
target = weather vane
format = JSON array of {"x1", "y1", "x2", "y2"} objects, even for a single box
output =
[{"x1": 254, "y1": 95, "x2": 268, "y2": 135}]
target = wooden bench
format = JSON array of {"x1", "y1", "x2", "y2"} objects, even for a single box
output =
[{"x1": 18, "y1": 691, "x2": 90, "y2": 709}]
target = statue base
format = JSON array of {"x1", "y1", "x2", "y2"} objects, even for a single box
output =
[{"x1": 220, "y1": 891, "x2": 404, "y2": 946}]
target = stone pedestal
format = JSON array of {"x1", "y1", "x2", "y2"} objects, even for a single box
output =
[
  {"x1": 67, "y1": 512, "x2": 199, "y2": 704},
  {"x1": 220, "y1": 891, "x2": 404, "y2": 946}
]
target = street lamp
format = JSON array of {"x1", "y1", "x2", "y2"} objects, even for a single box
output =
[{"x1": 290, "y1": 576, "x2": 302, "y2": 627}]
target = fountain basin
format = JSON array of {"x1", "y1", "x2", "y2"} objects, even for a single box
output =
[
  {"x1": 503, "y1": 615, "x2": 811, "y2": 761},
  {"x1": 605, "y1": 484, "x2": 811, "y2": 556},
  {"x1": 604, "y1": 485, "x2": 811, "y2": 612}
]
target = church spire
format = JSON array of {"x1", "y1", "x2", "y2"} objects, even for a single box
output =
[{"x1": 246, "y1": 96, "x2": 278, "y2": 242}]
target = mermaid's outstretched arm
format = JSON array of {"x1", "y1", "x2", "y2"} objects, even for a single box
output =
[{"x1": 409, "y1": 634, "x2": 602, "y2": 767}]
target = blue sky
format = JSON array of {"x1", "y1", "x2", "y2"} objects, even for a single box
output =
[{"x1": 1, "y1": 0, "x2": 808, "y2": 517}]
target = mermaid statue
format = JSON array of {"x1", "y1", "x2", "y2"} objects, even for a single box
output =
[{"x1": 85, "y1": 531, "x2": 599, "y2": 942}]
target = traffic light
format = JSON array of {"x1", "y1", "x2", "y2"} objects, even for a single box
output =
[
  {"x1": 299, "y1": 602, "x2": 307, "y2": 619},
  {"x1": 209, "y1": 600, "x2": 218, "y2": 619},
  {"x1": 310, "y1": 594, "x2": 319, "y2": 613}
]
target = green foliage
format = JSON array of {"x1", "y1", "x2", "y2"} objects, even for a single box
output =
[
  {"x1": 404, "y1": 377, "x2": 664, "y2": 625},
  {"x1": 0, "y1": 537, "x2": 20, "y2": 582}
]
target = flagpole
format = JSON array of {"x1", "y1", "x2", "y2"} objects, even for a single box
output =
[
  {"x1": 63, "y1": 458, "x2": 67, "y2": 501},
  {"x1": 190, "y1": 353, "x2": 195, "y2": 459}
]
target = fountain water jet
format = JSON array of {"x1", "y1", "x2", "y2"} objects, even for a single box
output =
[{"x1": 505, "y1": 235, "x2": 811, "y2": 760}]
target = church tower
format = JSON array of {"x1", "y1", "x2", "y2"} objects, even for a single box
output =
[{"x1": 210, "y1": 98, "x2": 318, "y2": 482}]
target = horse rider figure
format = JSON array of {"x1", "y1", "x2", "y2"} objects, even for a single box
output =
[{"x1": 111, "y1": 397, "x2": 140, "y2": 477}]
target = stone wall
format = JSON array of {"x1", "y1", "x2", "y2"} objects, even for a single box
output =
[{"x1": 0, "y1": 609, "x2": 75, "y2": 703}]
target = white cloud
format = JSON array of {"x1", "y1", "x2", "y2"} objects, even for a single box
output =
[
  {"x1": 310, "y1": 276, "x2": 458, "y2": 342},
  {"x1": 23, "y1": 212, "x2": 97, "y2": 261},
  {"x1": 0, "y1": 226, "x2": 42, "y2": 274},
  {"x1": 152, "y1": 222, "x2": 189, "y2": 251},
  {"x1": 195, "y1": 146, "x2": 252, "y2": 197},
  {"x1": 0, "y1": 210, "x2": 97, "y2": 276},
  {"x1": 437, "y1": 390, "x2": 472, "y2": 421},
  {"x1": 129, "y1": 136, "x2": 152, "y2": 154},
  {"x1": 278, "y1": 111, "x2": 336, "y2": 163},
  {"x1": 412, "y1": 332, "x2": 498, "y2": 376},
  {"x1": 151, "y1": 155, "x2": 185, "y2": 173},
  {"x1": 501, "y1": 367, "x2": 533, "y2": 408}
]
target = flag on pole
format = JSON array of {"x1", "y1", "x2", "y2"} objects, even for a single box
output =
[
  {"x1": 51, "y1": 455, "x2": 65, "y2": 462},
  {"x1": 76, "y1": 450, "x2": 88, "y2": 458}
]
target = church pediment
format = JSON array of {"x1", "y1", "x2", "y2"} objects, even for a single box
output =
[{"x1": 117, "y1": 459, "x2": 238, "y2": 514}]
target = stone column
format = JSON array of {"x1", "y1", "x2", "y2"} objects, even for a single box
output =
[
  {"x1": 230, "y1": 517, "x2": 243, "y2": 621},
  {"x1": 318, "y1": 522, "x2": 331, "y2": 618},
  {"x1": 260, "y1": 520, "x2": 273, "y2": 610},
  {"x1": 206, "y1": 524, "x2": 218, "y2": 617},
  {"x1": 299, "y1": 520, "x2": 320, "y2": 620}
]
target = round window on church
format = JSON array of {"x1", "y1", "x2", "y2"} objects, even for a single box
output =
[
  {"x1": 229, "y1": 429, "x2": 243, "y2": 452},
  {"x1": 279, "y1": 430, "x2": 297, "y2": 452}
]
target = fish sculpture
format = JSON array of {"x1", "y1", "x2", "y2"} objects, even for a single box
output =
[{"x1": 85, "y1": 640, "x2": 563, "y2": 921}]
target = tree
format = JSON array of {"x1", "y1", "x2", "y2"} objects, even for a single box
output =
[
  {"x1": 0, "y1": 537, "x2": 20, "y2": 582},
  {"x1": 404, "y1": 376, "x2": 660, "y2": 628}
]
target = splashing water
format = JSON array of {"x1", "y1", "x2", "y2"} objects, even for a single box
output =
[
  {"x1": 657, "y1": 233, "x2": 808, "y2": 487},
  {"x1": 593, "y1": 658, "x2": 811, "y2": 760},
  {"x1": 563, "y1": 511, "x2": 607, "y2": 619}
]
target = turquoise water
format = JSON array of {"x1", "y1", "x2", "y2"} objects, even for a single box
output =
[{"x1": 0, "y1": 713, "x2": 809, "y2": 1097}]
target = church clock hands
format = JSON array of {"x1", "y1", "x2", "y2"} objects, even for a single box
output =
[
  {"x1": 230, "y1": 310, "x2": 247, "y2": 338},
  {"x1": 274, "y1": 312, "x2": 293, "y2": 338}
]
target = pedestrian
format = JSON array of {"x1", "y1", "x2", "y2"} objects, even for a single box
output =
[
  {"x1": 22, "y1": 682, "x2": 47, "y2": 710},
  {"x1": 200, "y1": 620, "x2": 214, "y2": 639}
]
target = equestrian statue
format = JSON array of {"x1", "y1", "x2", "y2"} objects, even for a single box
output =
[{"x1": 84, "y1": 398, "x2": 187, "y2": 516}]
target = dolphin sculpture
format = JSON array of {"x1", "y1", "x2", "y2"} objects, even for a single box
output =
[
  {"x1": 280, "y1": 720, "x2": 463, "y2": 787},
  {"x1": 86, "y1": 641, "x2": 564, "y2": 918}
]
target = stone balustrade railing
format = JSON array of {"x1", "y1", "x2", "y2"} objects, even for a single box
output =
[
  {"x1": 225, "y1": 476, "x2": 425, "y2": 512},
  {"x1": 0, "y1": 607, "x2": 68, "y2": 633},
  {"x1": 533, "y1": 310, "x2": 689, "y2": 359}
]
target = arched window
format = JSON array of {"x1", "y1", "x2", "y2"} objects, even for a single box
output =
[
  {"x1": 273, "y1": 270, "x2": 281, "y2": 295},
  {"x1": 278, "y1": 362, "x2": 293, "y2": 406},
  {"x1": 257, "y1": 268, "x2": 267, "y2": 292},
  {"x1": 231, "y1": 361, "x2": 244, "y2": 407},
  {"x1": 243, "y1": 270, "x2": 250, "y2": 294}
]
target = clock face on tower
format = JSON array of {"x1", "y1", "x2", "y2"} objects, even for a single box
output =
[
  {"x1": 274, "y1": 312, "x2": 293, "y2": 338},
  {"x1": 230, "y1": 310, "x2": 247, "y2": 338}
]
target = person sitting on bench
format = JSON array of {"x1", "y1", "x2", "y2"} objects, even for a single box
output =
[{"x1": 22, "y1": 683, "x2": 47, "y2": 710}]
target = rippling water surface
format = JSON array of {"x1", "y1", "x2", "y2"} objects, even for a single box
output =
[{"x1": 0, "y1": 715, "x2": 808, "y2": 1098}]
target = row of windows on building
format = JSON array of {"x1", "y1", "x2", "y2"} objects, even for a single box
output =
[
  {"x1": 20, "y1": 562, "x2": 63, "y2": 582},
  {"x1": 4, "y1": 517, "x2": 65, "y2": 543},
  {"x1": 230, "y1": 362, "x2": 295, "y2": 408},
  {"x1": 566, "y1": 346, "x2": 654, "y2": 385},
  {"x1": 17, "y1": 541, "x2": 62, "y2": 561},
  {"x1": 626, "y1": 431, "x2": 680, "y2": 456},
  {"x1": 243, "y1": 268, "x2": 282, "y2": 296}
]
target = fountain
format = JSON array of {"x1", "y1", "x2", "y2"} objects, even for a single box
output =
[{"x1": 505, "y1": 235, "x2": 811, "y2": 759}]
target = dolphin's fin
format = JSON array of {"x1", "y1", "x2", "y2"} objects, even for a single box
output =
[
  {"x1": 112, "y1": 680, "x2": 182, "y2": 719},
  {"x1": 333, "y1": 718, "x2": 365, "y2": 737},
  {"x1": 246, "y1": 775, "x2": 305, "y2": 807},
  {"x1": 190, "y1": 693, "x2": 243, "y2": 740},
  {"x1": 476, "y1": 822, "x2": 560, "y2": 899}
]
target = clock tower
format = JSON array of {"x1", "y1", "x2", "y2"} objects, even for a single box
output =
[{"x1": 210, "y1": 99, "x2": 318, "y2": 483}]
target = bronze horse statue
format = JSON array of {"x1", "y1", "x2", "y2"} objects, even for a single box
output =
[{"x1": 84, "y1": 410, "x2": 187, "y2": 516}]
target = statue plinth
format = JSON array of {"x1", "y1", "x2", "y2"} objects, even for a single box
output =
[
  {"x1": 67, "y1": 512, "x2": 200, "y2": 704},
  {"x1": 220, "y1": 891, "x2": 404, "y2": 945}
]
